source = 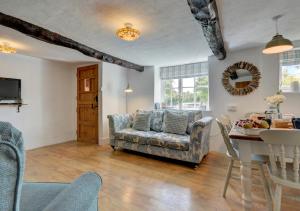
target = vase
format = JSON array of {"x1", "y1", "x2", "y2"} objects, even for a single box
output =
[{"x1": 276, "y1": 104, "x2": 282, "y2": 119}]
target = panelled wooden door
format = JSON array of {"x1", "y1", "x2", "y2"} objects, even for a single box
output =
[{"x1": 77, "y1": 64, "x2": 99, "y2": 144}]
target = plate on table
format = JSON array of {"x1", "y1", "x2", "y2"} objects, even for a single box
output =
[{"x1": 236, "y1": 127, "x2": 267, "y2": 136}]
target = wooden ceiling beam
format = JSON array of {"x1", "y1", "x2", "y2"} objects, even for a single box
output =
[
  {"x1": 0, "y1": 12, "x2": 144, "y2": 72},
  {"x1": 187, "y1": 0, "x2": 226, "y2": 60}
]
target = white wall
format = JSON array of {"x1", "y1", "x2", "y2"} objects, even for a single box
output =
[
  {"x1": 209, "y1": 46, "x2": 300, "y2": 152},
  {"x1": 0, "y1": 53, "x2": 77, "y2": 150},
  {"x1": 127, "y1": 66, "x2": 155, "y2": 113},
  {"x1": 100, "y1": 62, "x2": 127, "y2": 143}
]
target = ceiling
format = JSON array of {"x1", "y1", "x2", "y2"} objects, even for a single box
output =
[
  {"x1": 0, "y1": 0, "x2": 300, "y2": 66},
  {"x1": 0, "y1": 0, "x2": 211, "y2": 66}
]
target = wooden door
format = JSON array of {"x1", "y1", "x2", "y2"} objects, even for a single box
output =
[{"x1": 77, "y1": 64, "x2": 98, "y2": 143}]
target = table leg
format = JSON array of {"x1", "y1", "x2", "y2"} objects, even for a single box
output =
[{"x1": 238, "y1": 141, "x2": 253, "y2": 211}]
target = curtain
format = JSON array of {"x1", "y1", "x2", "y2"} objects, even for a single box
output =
[
  {"x1": 280, "y1": 49, "x2": 300, "y2": 66},
  {"x1": 160, "y1": 62, "x2": 208, "y2": 80}
]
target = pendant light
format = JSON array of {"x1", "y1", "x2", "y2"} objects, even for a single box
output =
[
  {"x1": 263, "y1": 15, "x2": 293, "y2": 54},
  {"x1": 124, "y1": 70, "x2": 133, "y2": 93}
]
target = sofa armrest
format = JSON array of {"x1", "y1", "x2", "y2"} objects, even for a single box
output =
[
  {"x1": 107, "y1": 114, "x2": 132, "y2": 137},
  {"x1": 190, "y1": 116, "x2": 213, "y2": 144},
  {"x1": 43, "y1": 172, "x2": 102, "y2": 211}
]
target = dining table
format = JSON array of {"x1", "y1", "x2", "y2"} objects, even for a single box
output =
[{"x1": 228, "y1": 125, "x2": 294, "y2": 211}]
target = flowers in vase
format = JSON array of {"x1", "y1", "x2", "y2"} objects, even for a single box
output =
[{"x1": 265, "y1": 91, "x2": 286, "y2": 106}]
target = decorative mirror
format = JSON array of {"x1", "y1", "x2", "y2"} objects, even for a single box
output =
[{"x1": 222, "y1": 61, "x2": 261, "y2": 96}]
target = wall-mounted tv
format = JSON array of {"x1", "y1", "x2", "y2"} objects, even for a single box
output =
[{"x1": 0, "y1": 77, "x2": 22, "y2": 104}]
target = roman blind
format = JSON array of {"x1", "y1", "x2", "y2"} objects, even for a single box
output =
[
  {"x1": 280, "y1": 49, "x2": 300, "y2": 66},
  {"x1": 160, "y1": 62, "x2": 208, "y2": 80}
]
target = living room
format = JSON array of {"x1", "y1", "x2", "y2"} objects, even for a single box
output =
[{"x1": 1, "y1": 0, "x2": 300, "y2": 211}]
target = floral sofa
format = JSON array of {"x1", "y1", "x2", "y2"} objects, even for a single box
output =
[{"x1": 107, "y1": 110, "x2": 213, "y2": 165}]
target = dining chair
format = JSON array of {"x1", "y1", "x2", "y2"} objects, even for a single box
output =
[
  {"x1": 220, "y1": 114, "x2": 233, "y2": 133},
  {"x1": 216, "y1": 118, "x2": 270, "y2": 204},
  {"x1": 260, "y1": 130, "x2": 300, "y2": 211}
]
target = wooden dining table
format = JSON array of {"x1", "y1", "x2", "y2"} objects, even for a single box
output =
[{"x1": 228, "y1": 126, "x2": 274, "y2": 211}]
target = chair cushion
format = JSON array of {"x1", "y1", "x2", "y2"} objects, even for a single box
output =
[
  {"x1": 115, "y1": 128, "x2": 190, "y2": 151},
  {"x1": 133, "y1": 112, "x2": 151, "y2": 131},
  {"x1": 163, "y1": 110, "x2": 188, "y2": 135},
  {"x1": 20, "y1": 183, "x2": 68, "y2": 211}
]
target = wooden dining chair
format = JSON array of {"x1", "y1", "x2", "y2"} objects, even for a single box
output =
[
  {"x1": 216, "y1": 118, "x2": 270, "y2": 204},
  {"x1": 260, "y1": 130, "x2": 300, "y2": 211}
]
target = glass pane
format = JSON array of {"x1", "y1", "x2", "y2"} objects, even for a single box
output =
[
  {"x1": 182, "y1": 87, "x2": 194, "y2": 109},
  {"x1": 195, "y1": 76, "x2": 208, "y2": 87},
  {"x1": 172, "y1": 79, "x2": 179, "y2": 88},
  {"x1": 281, "y1": 65, "x2": 300, "y2": 91},
  {"x1": 182, "y1": 77, "x2": 194, "y2": 87},
  {"x1": 84, "y1": 79, "x2": 90, "y2": 92},
  {"x1": 195, "y1": 87, "x2": 209, "y2": 109}
]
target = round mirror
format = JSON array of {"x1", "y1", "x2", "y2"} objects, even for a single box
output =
[{"x1": 222, "y1": 61, "x2": 261, "y2": 96}]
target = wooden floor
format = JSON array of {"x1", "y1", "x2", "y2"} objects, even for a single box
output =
[{"x1": 25, "y1": 141, "x2": 300, "y2": 211}]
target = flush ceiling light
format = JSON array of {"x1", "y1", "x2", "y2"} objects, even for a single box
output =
[
  {"x1": 116, "y1": 23, "x2": 140, "y2": 41},
  {"x1": 263, "y1": 15, "x2": 293, "y2": 54},
  {"x1": 0, "y1": 42, "x2": 16, "y2": 54}
]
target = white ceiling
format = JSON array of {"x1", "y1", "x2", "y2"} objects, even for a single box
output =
[
  {"x1": 0, "y1": 0, "x2": 300, "y2": 66},
  {"x1": 0, "y1": 0, "x2": 211, "y2": 66},
  {"x1": 219, "y1": 0, "x2": 300, "y2": 50}
]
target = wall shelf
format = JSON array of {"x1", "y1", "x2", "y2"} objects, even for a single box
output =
[{"x1": 0, "y1": 103, "x2": 27, "y2": 113}]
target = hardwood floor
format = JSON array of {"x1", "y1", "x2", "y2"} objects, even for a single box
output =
[{"x1": 25, "y1": 142, "x2": 300, "y2": 211}]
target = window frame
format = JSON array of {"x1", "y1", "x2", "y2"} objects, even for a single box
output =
[
  {"x1": 161, "y1": 76, "x2": 209, "y2": 110},
  {"x1": 279, "y1": 48, "x2": 300, "y2": 93}
]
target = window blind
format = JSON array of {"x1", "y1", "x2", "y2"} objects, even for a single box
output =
[
  {"x1": 160, "y1": 62, "x2": 208, "y2": 80},
  {"x1": 280, "y1": 49, "x2": 300, "y2": 66}
]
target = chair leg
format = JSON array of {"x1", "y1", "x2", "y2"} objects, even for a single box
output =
[
  {"x1": 223, "y1": 159, "x2": 234, "y2": 198},
  {"x1": 273, "y1": 184, "x2": 282, "y2": 211},
  {"x1": 258, "y1": 164, "x2": 272, "y2": 211}
]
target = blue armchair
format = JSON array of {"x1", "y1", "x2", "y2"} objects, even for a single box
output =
[{"x1": 0, "y1": 122, "x2": 102, "y2": 211}]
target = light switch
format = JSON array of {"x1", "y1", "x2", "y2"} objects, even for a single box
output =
[{"x1": 227, "y1": 104, "x2": 237, "y2": 112}]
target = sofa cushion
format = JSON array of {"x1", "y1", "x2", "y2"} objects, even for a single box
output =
[
  {"x1": 115, "y1": 128, "x2": 190, "y2": 151},
  {"x1": 137, "y1": 109, "x2": 164, "y2": 132},
  {"x1": 133, "y1": 112, "x2": 151, "y2": 131},
  {"x1": 150, "y1": 132, "x2": 190, "y2": 151},
  {"x1": 163, "y1": 110, "x2": 188, "y2": 135},
  {"x1": 115, "y1": 128, "x2": 157, "y2": 145},
  {"x1": 166, "y1": 109, "x2": 203, "y2": 134}
]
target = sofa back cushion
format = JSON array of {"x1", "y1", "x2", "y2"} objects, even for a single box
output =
[
  {"x1": 163, "y1": 110, "x2": 188, "y2": 135},
  {"x1": 136, "y1": 110, "x2": 164, "y2": 132},
  {"x1": 164, "y1": 109, "x2": 202, "y2": 134},
  {"x1": 133, "y1": 113, "x2": 152, "y2": 131}
]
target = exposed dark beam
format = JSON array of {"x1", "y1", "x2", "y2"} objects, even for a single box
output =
[
  {"x1": 187, "y1": 0, "x2": 226, "y2": 60},
  {"x1": 0, "y1": 12, "x2": 144, "y2": 72}
]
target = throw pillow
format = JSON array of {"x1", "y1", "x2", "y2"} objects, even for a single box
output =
[
  {"x1": 150, "y1": 110, "x2": 164, "y2": 132},
  {"x1": 133, "y1": 112, "x2": 151, "y2": 131},
  {"x1": 163, "y1": 110, "x2": 188, "y2": 135}
]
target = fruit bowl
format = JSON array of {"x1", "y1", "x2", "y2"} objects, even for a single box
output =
[{"x1": 235, "y1": 119, "x2": 270, "y2": 136}]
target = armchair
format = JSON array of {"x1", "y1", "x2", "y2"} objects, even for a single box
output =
[{"x1": 0, "y1": 122, "x2": 102, "y2": 211}]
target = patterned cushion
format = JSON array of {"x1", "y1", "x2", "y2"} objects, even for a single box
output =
[
  {"x1": 150, "y1": 110, "x2": 164, "y2": 132},
  {"x1": 115, "y1": 128, "x2": 157, "y2": 144},
  {"x1": 115, "y1": 128, "x2": 190, "y2": 151},
  {"x1": 149, "y1": 132, "x2": 189, "y2": 151},
  {"x1": 133, "y1": 112, "x2": 151, "y2": 131},
  {"x1": 166, "y1": 109, "x2": 203, "y2": 134},
  {"x1": 163, "y1": 110, "x2": 188, "y2": 135}
]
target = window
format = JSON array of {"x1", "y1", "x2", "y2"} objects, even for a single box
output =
[
  {"x1": 280, "y1": 49, "x2": 300, "y2": 92},
  {"x1": 160, "y1": 62, "x2": 209, "y2": 110}
]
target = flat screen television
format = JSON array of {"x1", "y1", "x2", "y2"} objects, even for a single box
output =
[{"x1": 0, "y1": 77, "x2": 22, "y2": 104}]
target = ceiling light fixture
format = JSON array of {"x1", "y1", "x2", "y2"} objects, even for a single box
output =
[
  {"x1": 0, "y1": 42, "x2": 16, "y2": 54},
  {"x1": 116, "y1": 23, "x2": 140, "y2": 41},
  {"x1": 124, "y1": 83, "x2": 133, "y2": 93},
  {"x1": 263, "y1": 15, "x2": 293, "y2": 54}
]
